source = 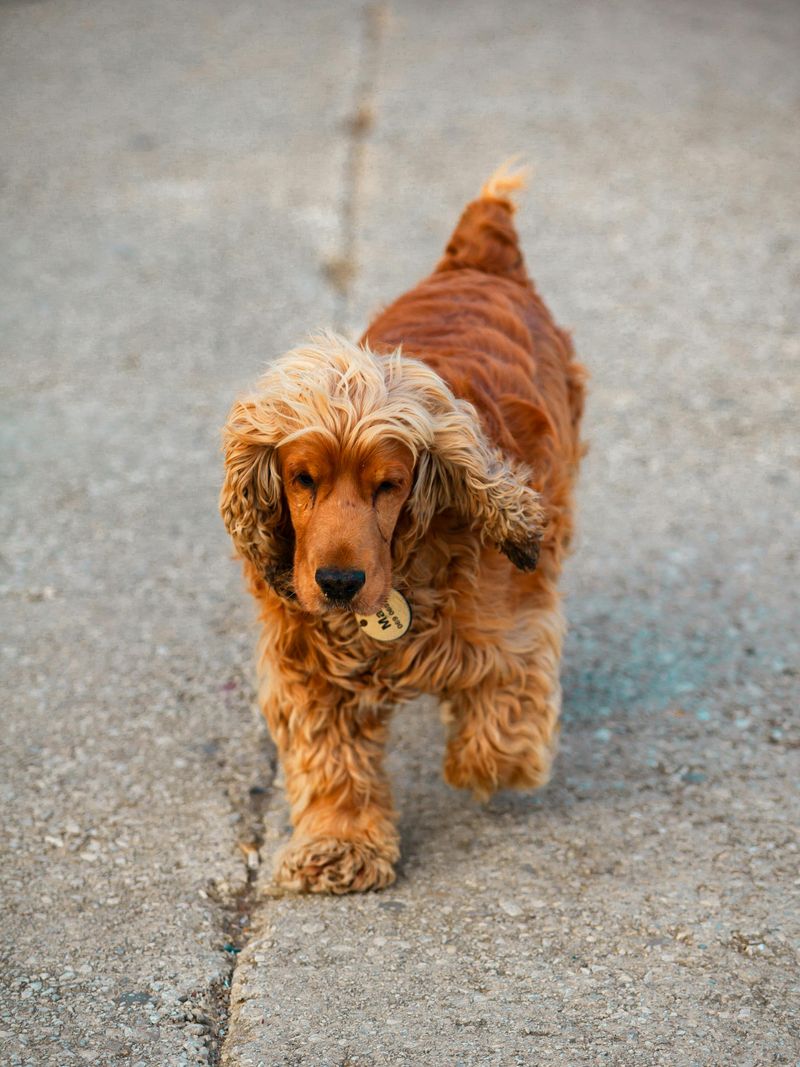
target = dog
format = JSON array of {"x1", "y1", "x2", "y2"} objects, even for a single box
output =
[{"x1": 221, "y1": 164, "x2": 586, "y2": 893}]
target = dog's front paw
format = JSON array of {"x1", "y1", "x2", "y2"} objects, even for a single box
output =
[
  {"x1": 273, "y1": 836, "x2": 397, "y2": 894},
  {"x1": 444, "y1": 727, "x2": 554, "y2": 800}
]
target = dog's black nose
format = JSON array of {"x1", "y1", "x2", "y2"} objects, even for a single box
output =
[{"x1": 315, "y1": 567, "x2": 366, "y2": 603}]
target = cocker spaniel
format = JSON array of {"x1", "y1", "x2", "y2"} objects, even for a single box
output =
[{"x1": 221, "y1": 165, "x2": 586, "y2": 893}]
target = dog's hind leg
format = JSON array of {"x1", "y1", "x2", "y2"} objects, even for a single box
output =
[
  {"x1": 442, "y1": 603, "x2": 564, "y2": 800},
  {"x1": 264, "y1": 675, "x2": 399, "y2": 894}
]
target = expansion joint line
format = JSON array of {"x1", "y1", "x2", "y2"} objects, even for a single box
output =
[{"x1": 328, "y1": 2, "x2": 387, "y2": 332}]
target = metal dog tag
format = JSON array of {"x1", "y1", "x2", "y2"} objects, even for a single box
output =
[{"x1": 355, "y1": 589, "x2": 412, "y2": 642}]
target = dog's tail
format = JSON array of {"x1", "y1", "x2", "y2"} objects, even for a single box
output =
[
  {"x1": 435, "y1": 158, "x2": 531, "y2": 284},
  {"x1": 480, "y1": 157, "x2": 531, "y2": 202}
]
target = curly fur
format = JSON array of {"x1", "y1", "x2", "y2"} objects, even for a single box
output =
[{"x1": 221, "y1": 164, "x2": 586, "y2": 893}]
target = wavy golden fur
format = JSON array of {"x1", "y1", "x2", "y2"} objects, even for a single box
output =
[{"x1": 221, "y1": 165, "x2": 586, "y2": 893}]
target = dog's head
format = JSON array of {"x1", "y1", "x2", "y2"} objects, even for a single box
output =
[{"x1": 220, "y1": 335, "x2": 544, "y2": 616}]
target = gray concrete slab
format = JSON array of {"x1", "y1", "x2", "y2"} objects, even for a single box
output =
[
  {"x1": 222, "y1": 1, "x2": 800, "y2": 1065},
  {"x1": 1, "y1": 2, "x2": 359, "y2": 1064},
  {"x1": 1, "y1": 1, "x2": 798, "y2": 1066}
]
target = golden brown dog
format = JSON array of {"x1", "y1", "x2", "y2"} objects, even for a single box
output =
[{"x1": 221, "y1": 165, "x2": 586, "y2": 893}]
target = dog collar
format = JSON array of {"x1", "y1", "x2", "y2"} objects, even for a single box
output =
[{"x1": 355, "y1": 589, "x2": 412, "y2": 642}]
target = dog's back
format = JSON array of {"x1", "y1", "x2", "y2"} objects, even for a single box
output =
[{"x1": 362, "y1": 164, "x2": 586, "y2": 539}]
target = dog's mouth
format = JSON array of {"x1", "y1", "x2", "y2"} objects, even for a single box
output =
[
  {"x1": 321, "y1": 597, "x2": 359, "y2": 613},
  {"x1": 319, "y1": 593, "x2": 386, "y2": 617},
  {"x1": 310, "y1": 583, "x2": 391, "y2": 618}
]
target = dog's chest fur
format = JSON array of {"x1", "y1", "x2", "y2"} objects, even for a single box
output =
[{"x1": 252, "y1": 517, "x2": 547, "y2": 707}]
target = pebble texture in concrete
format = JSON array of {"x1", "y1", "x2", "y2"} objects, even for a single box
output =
[{"x1": 1, "y1": 1, "x2": 798, "y2": 1066}]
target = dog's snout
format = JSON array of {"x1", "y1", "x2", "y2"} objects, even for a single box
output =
[{"x1": 315, "y1": 567, "x2": 366, "y2": 603}]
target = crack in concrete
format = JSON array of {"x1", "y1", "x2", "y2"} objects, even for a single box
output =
[
  {"x1": 197, "y1": 719, "x2": 276, "y2": 1065},
  {"x1": 325, "y1": 2, "x2": 388, "y2": 332},
  {"x1": 206, "y1": 772, "x2": 274, "y2": 1064}
]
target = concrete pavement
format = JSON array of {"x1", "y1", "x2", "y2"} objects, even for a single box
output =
[
  {"x1": 2, "y1": 1, "x2": 798, "y2": 1065},
  {"x1": 1, "y1": 2, "x2": 358, "y2": 1063}
]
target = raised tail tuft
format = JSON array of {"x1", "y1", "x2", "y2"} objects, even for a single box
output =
[
  {"x1": 480, "y1": 157, "x2": 532, "y2": 206},
  {"x1": 435, "y1": 158, "x2": 532, "y2": 284}
]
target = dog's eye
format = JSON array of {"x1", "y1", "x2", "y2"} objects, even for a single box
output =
[
  {"x1": 376, "y1": 480, "x2": 396, "y2": 494},
  {"x1": 295, "y1": 472, "x2": 315, "y2": 489}
]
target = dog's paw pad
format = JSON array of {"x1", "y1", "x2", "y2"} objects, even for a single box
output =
[{"x1": 273, "y1": 836, "x2": 397, "y2": 894}]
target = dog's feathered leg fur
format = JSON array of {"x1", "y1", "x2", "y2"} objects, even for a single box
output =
[
  {"x1": 260, "y1": 632, "x2": 399, "y2": 893},
  {"x1": 442, "y1": 599, "x2": 564, "y2": 800}
]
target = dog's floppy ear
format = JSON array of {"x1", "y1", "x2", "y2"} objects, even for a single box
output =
[
  {"x1": 220, "y1": 399, "x2": 294, "y2": 592},
  {"x1": 399, "y1": 366, "x2": 545, "y2": 570}
]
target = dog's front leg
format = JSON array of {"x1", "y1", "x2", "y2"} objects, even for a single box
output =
[
  {"x1": 264, "y1": 676, "x2": 398, "y2": 894},
  {"x1": 442, "y1": 603, "x2": 564, "y2": 801}
]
